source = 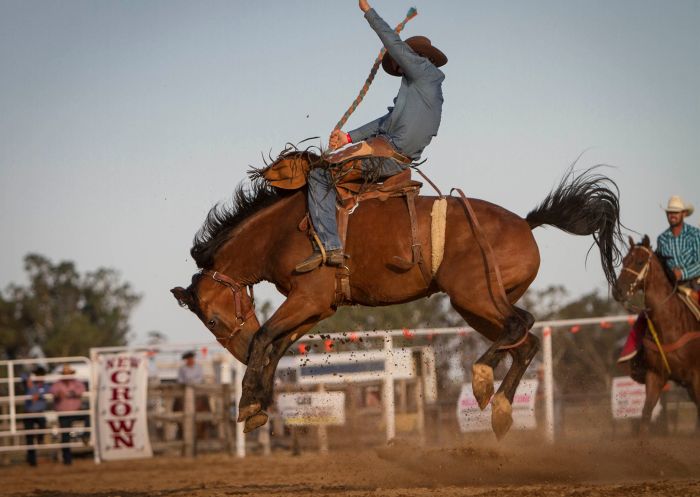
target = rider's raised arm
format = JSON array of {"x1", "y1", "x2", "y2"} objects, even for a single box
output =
[
  {"x1": 364, "y1": 8, "x2": 431, "y2": 81},
  {"x1": 348, "y1": 110, "x2": 391, "y2": 143}
]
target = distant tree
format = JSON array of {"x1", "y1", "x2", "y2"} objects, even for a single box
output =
[
  {"x1": 146, "y1": 330, "x2": 168, "y2": 346},
  {"x1": 0, "y1": 254, "x2": 141, "y2": 359}
]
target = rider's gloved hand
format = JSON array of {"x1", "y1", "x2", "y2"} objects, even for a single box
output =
[{"x1": 328, "y1": 129, "x2": 350, "y2": 150}]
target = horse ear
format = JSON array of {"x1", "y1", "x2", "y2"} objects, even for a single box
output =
[
  {"x1": 628, "y1": 235, "x2": 635, "y2": 248},
  {"x1": 642, "y1": 235, "x2": 651, "y2": 247},
  {"x1": 171, "y1": 287, "x2": 193, "y2": 309}
]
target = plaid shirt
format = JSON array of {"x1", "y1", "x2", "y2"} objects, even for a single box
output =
[{"x1": 657, "y1": 223, "x2": 700, "y2": 280}]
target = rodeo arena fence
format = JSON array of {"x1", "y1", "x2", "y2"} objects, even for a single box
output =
[{"x1": 1, "y1": 314, "x2": 696, "y2": 465}]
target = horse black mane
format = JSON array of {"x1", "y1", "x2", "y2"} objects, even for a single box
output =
[
  {"x1": 190, "y1": 180, "x2": 291, "y2": 268},
  {"x1": 191, "y1": 139, "x2": 324, "y2": 268}
]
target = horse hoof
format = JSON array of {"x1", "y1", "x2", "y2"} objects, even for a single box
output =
[
  {"x1": 471, "y1": 364, "x2": 494, "y2": 410},
  {"x1": 491, "y1": 392, "x2": 513, "y2": 440},
  {"x1": 237, "y1": 402, "x2": 262, "y2": 422},
  {"x1": 243, "y1": 411, "x2": 269, "y2": 433}
]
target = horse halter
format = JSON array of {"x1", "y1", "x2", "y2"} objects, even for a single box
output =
[
  {"x1": 200, "y1": 269, "x2": 258, "y2": 349},
  {"x1": 620, "y1": 245, "x2": 653, "y2": 298},
  {"x1": 620, "y1": 244, "x2": 677, "y2": 309}
]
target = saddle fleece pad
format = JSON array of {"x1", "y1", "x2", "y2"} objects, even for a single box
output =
[{"x1": 431, "y1": 198, "x2": 447, "y2": 275}]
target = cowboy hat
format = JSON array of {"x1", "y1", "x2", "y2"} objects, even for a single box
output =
[
  {"x1": 382, "y1": 36, "x2": 447, "y2": 77},
  {"x1": 663, "y1": 195, "x2": 694, "y2": 216},
  {"x1": 60, "y1": 364, "x2": 76, "y2": 375}
]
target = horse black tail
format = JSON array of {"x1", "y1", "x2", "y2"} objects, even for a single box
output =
[{"x1": 526, "y1": 166, "x2": 623, "y2": 287}]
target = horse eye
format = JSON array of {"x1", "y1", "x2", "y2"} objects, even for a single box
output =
[{"x1": 207, "y1": 319, "x2": 216, "y2": 329}]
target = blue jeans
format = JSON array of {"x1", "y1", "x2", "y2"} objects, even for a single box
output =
[
  {"x1": 23, "y1": 416, "x2": 46, "y2": 466},
  {"x1": 307, "y1": 158, "x2": 406, "y2": 251},
  {"x1": 58, "y1": 414, "x2": 89, "y2": 465}
]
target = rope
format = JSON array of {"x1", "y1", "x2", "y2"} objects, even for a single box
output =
[
  {"x1": 645, "y1": 313, "x2": 672, "y2": 374},
  {"x1": 333, "y1": 7, "x2": 418, "y2": 132}
]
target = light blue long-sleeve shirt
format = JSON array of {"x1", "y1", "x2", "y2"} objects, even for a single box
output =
[
  {"x1": 348, "y1": 8, "x2": 445, "y2": 161},
  {"x1": 177, "y1": 364, "x2": 204, "y2": 385},
  {"x1": 657, "y1": 223, "x2": 700, "y2": 280}
]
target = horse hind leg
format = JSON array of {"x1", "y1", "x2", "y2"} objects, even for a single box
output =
[
  {"x1": 472, "y1": 309, "x2": 535, "y2": 412},
  {"x1": 491, "y1": 326, "x2": 540, "y2": 440},
  {"x1": 449, "y1": 303, "x2": 529, "y2": 411}
]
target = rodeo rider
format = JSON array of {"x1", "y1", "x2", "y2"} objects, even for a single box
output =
[{"x1": 296, "y1": 0, "x2": 448, "y2": 272}]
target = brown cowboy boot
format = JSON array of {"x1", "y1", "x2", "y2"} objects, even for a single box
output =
[{"x1": 295, "y1": 249, "x2": 346, "y2": 273}]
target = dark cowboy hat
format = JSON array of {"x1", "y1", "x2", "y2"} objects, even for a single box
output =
[
  {"x1": 382, "y1": 36, "x2": 447, "y2": 77},
  {"x1": 181, "y1": 351, "x2": 195, "y2": 360},
  {"x1": 32, "y1": 366, "x2": 47, "y2": 376}
]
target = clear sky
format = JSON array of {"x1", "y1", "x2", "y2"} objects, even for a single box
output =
[{"x1": 1, "y1": 1, "x2": 698, "y2": 345}]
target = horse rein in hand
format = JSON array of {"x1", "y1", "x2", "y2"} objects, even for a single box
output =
[{"x1": 200, "y1": 269, "x2": 257, "y2": 350}]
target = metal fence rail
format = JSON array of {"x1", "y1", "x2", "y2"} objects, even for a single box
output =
[{"x1": 0, "y1": 357, "x2": 94, "y2": 455}]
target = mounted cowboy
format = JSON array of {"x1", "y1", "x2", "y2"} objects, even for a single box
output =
[
  {"x1": 618, "y1": 195, "x2": 700, "y2": 366},
  {"x1": 295, "y1": 0, "x2": 448, "y2": 273}
]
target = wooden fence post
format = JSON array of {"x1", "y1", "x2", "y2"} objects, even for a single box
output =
[
  {"x1": 222, "y1": 384, "x2": 235, "y2": 455},
  {"x1": 415, "y1": 380, "x2": 426, "y2": 446},
  {"x1": 183, "y1": 385, "x2": 195, "y2": 457},
  {"x1": 317, "y1": 384, "x2": 329, "y2": 454}
]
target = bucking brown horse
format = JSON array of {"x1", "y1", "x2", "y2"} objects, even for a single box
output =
[
  {"x1": 172, "y1": 164, "x2": 622, "y2": 439},
  {"x1": 614, "y1": 235, "x2": 700, "y2": 432}
]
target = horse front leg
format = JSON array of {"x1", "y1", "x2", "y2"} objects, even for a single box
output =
[
  {"x1": 242, "y1": 325, "x2": 316, "y2": 433},
  {"x1": 238, "y1": 294, "x2": 333, "y2": 426},
  {"x1": 640, "y1": 369, "x2": 664, "y2": 436}
]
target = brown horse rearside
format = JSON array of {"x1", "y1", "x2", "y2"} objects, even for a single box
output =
[
  {"x1": 172, "y1": 167, "x2": 622, "y2": 439},
  {"x1": 614, "y1": 236, "x2": 700, "y2": 432}
]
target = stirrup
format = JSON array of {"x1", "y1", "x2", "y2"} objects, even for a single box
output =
[
  {"x1": 295, "y1": 251, "x2": 323, "y2": 273},
  {"x1": 325, "y1": 250, "x2": 348, "y2": 267}
]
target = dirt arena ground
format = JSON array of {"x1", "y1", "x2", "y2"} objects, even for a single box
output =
[{"x1": 3, "y1": 436, "x2": 700, "y2": 497}]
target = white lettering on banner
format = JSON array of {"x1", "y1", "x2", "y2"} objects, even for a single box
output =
[
  {"x1": 611, "y1": 376, "x2": 661, "y2": 420},
  {"x1": 456, "y1": 380, "x2": 538, "y2": 433},
  {"x1": 97, "y1": 353, "x2": 153, "y2": 460},
  {"x1": 277, "y1": 392, "x2": 346, "y2": 426}
]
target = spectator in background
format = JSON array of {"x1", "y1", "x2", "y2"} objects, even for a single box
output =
[
  {"x1": 50, "y1": 364, "x2": 86, "y2": 465},
  {"x1": 177, "y1": 351, "x2": 203, "y2": 385},
  {"x1": 176, "y1": 351, "x2": 210, "y2": 439},
  {"x1": 22, "y1": 366, "x2": 49, "y2": 467}
]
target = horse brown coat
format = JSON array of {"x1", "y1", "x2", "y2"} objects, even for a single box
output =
[{"x1": 172, "y1": 167, "x2": 622, "y2": 438}]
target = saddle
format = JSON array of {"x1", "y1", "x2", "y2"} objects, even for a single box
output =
[
  {"x1": 677, "y1": 284, "x2": 700, "y2": 320},
  {"x1": 258, "y1": 136, "x2": 412, "y2": 191},
  {"x1": 256, "y1": 140, "x2": 431, "y2": 306},
  {"x1": 324, "y1": 136, "x2": 412, "y2": 166},
  {"x1": 330, "y1": 167, "x2": 429, "y2": 306}
]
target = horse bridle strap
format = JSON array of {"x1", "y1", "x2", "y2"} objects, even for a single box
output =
[
  {"x1": 622, "y1": 245, "x2": 678, "y2": 310},
  {"x1": 450, "y1": 188, "x2": 529, "y2": 350},
  {"x1": 621, "y1": 245, "x2": 653, "y2": 288},
  {"x1": 643, "y1": 331, "x2": 700, "y2": 354},
  {"x1": 201, "y1": 270, "x2": 257, "y2": 325}
]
